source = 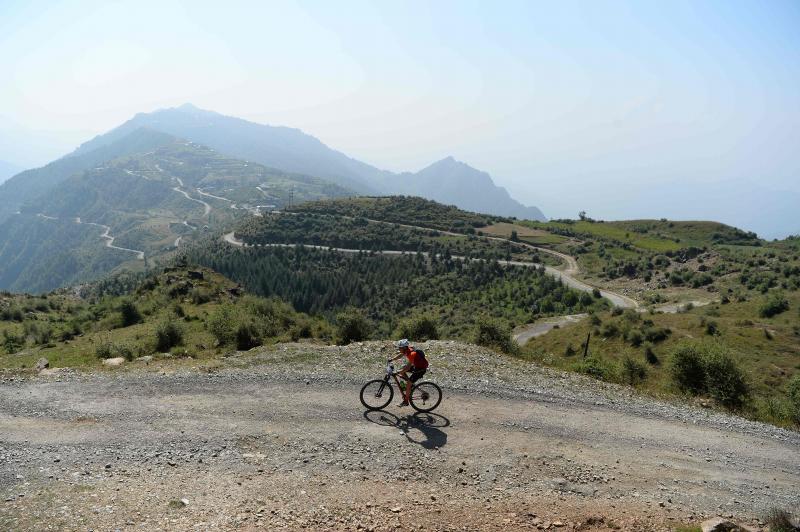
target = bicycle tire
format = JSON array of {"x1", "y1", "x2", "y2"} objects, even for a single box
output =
[
  {"x1": 409, "y1": 381, "x2": 442, "y2": 413},
  {"x1": 360, "y1": 379, "x2": 393, "y2": 410}
]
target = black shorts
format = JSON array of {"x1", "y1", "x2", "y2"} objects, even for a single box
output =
[{"x1": 408, "y1": 368, "x2": 426, "y2": 383}]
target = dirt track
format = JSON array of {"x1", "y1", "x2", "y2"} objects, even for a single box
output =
[{"x1": 1, "y1": 342, "x2": 797, "y2": 531}]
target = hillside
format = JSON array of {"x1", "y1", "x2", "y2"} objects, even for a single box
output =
[
  {"x1": 475, "y1": 216, "x2": 800, "y2": 427},
  {"x1": 69, "y1": 104, "x2": 547, "y2": 221},
  {"x1": 0, "y1": 130, "x2": 352, "y2": 293},
  {"x1": 0, "y1": 266, "x2": 327, "y2": 371},
  {"x1": 0, "y1": 128, "x2": 175, "y2": 224}
]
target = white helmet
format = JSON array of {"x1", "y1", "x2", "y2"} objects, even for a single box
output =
[{"x1": 396, "y1": 339, "x2": 410, "y2": 349}]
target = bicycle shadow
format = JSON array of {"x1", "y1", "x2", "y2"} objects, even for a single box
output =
[{"x1": 363, "y1": 410, "x2": 450, "y2": 449}]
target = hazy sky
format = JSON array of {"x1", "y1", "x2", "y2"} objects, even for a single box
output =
[{"x1": 1, "y1": 0, "x2": 799, "y2": 237}]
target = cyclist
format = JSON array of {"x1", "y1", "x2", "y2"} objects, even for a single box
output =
[{"x1": 390, "y1": 339, "x2": 428, "y2": 407}]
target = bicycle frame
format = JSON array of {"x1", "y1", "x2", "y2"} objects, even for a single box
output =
[{"x1": 383, "y1": 361, "x2": 410, "y2": 394}]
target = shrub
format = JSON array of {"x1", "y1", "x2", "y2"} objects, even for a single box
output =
[
  {"x1": 643, "y1": 343, "x2": 659, "y2": 365},
  {"x1": 589, "y1": 313, "x2": 602, "y2": 326},
  {"x1": 788, "y1": 375, "x2": 800, "y2": 423},
  {"x1": 336, "y1": 308, "x2": 371, "y2": 345},
  {"x1": 575, "y1": 356, "x2": 613, "y2": 381},
  {"x1": 626, "y1": 328, "x2": 643, "y2": 347},
  {"x1": 669, "y1": 343, "x2": 706, "y2": 395},
  {"x1": 669, "y1": 342, "x2": 749, "y2": 408},
  {"x1": 190, "y1": 287, "x2": 213, "y2": 305},
  {"x1": 600, "y1": 322, "x2": 619, "y2": 338},
  {"x1": 759, "y1": 292, "x2": 789, "y2": 318},
  {"x1": 155, "y1": 320, "x2": 183, "y2": 352},
  {"x1": 592, "y1": 288, "x2": 602, "y2": 299},
  {"x1": 621, "y1": 355, "x2": 647, "y2": 385},
  {"x1": 564, "y1": 344, "x2": 576, "y2": 357},
  {"x1": 2, "y1": 330, "x2": 23, "y2": 354},
  {"x1": 95, "y1": 342, "x2": 114, "y2": 359},
  {"x1": 763, "y1": 508, "x2": 795, "y2": 532},
  {"x1": 703, "y1": 348, "x2": 748, "y2": 408},
  {"x1": 235, "y1": 322, "x2": 262, "y2": 351},
  {"x1": 643, "y1": 326, "x2": 671, "y2": 343},
  {"x1": 116, "y1": 344, "x2": 135, "y2": 362},
  {"x1": 474, "y1": 318, "x2": 517, "y2": 354},
  {"x1": 396, "y1": 315, "x2": 440, "y2": 342},
  {"x1": 119, "y1": 299, "x2": 142, "y2": 327},
  {"x1": 208, "y1": 306, "x2": 236, "y2": 346},
  {"x1": 705, "y1": 321, "x2": 719, "y2": 336}
]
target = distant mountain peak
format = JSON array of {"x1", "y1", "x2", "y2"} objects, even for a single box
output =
[{"x1": 66, "y1": 106, "x2": 547, "y2": 221}]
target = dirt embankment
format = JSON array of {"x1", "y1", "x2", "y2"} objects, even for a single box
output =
[{"x1": 1, "y1": 341, "x2": 797, "y2": 531}]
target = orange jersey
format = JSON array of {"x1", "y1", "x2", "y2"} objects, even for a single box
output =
[{"x1": 407, "y1": 349, "x2": 428, "y2": 369}]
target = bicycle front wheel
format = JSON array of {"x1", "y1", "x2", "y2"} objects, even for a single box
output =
[
  {"x1": 360, "y1": 379, "x2": 393, "y2": 410},
  {"x1": 409, "y1": 381, "x2": 442, "y2": 413}
]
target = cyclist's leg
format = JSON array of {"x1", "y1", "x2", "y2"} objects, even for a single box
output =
[
  {"x1": 407, "y1": 368, "x2": 425, "y2": 403},
  {"x1": 397, "y1": 370, "x2": 411, "y2": 405}
]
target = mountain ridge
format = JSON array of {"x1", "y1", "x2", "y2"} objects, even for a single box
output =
[{"x1": 69, "y1": 104, "x2": 546, "y2": 221}]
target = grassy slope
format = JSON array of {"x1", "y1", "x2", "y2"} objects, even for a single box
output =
[
  {"x1": 0, "y1": 267, "x2": 327, "y2": 371},
  {"x1": 521, "y1": 291, "x2": 800, "y2": 426}
]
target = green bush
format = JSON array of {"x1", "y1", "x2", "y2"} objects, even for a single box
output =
[
  {"x1": 190, "y1": 287, "x2": 213, "y2": 305},
  {"x1": 474, "y1": 318, "x2": 517, "y2": 354},
  {"x1": 669, "y1": 342, "x2": 749, "y2": 408},
  {"x1": 643, "y1": 343, "x2": 659, "y2": 365},
  {"x1": 235, "y1": 322, "x2": 263, "y2": 351},
  {"x1": 626, "y1": 328, "x2": 643, "y2": 347},
  {"x1": 759, "y1": 292, "x2": 789, "y2": 318},
  {"x1": 643, "y1": 326, "x2": 671, "y2": 343},
  {"x1": 396, "y1": 315, "x2": 440, "y2": 342},
  {"x1": 703, "y1": 348, "x2": 748, "y2": 408},
  {"x1": 669, "y1": 343, "x2": 707, "y2": 395},
  {"x1": 95, "y1": 342, "x2": 114, "y2": 359},
  {"x1": 600, "y1": 322, "x2": 619, "y2": 338},
  {"x1": 621, "y1": 355, "x2": 647, "y2": 385},
  {"x1": 155, "y1": 320, "x2": 183, "y2": 352},
  {"x1": 788, "y1": 375, "x2": 800, "y2": 423},
  {"x1": 336, "y1": 308, "x2": 371, "y2": 345},
  {"x1": 208, "y1": 306, "x2": 236, "y2": 346},
  {"x1": 119, "y1": 299, "x2": 142, "y2": 327},
  {"x1": 575, "y1": 356, "x2": 613, "y2": 381}
]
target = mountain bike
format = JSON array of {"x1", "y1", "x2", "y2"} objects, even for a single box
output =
[{"x1": 360, "y1": 360, "x2": 442, "y2": 413}]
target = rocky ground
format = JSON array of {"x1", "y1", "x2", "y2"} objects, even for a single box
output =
[{"x1": 1, "y1": 341, "x2": 798, "y2": 531}]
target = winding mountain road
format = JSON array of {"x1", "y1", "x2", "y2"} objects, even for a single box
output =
[
  {"x1": 34, "y1": 214, "x2": 145, "y2": 260},
  {"x1": 222, "y1": 219, "x2": 638, "y2": 311}
]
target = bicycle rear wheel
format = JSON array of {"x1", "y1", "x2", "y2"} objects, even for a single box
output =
[
  {"x1": 409, "y1": 381, "x2": 442, "y2": 413},
  {"x1": 360, "y1": 379, "x2": 393, "y2": 410}
]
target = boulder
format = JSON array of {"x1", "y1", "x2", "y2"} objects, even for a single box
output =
[
  {"x1": 102, "y1": 357, "x2": 126, "y2": 367},
  {"x1": 35, "y1": 357, "x2": 49, "y2": 371}
]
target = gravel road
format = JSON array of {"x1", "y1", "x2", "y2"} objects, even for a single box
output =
[{"x1": 1, "y1": 341, "x2": 797, "y2": 531}]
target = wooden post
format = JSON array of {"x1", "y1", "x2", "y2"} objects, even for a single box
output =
[{"x1": 583, "y1": 332, "x2": 590, "y2": 358}]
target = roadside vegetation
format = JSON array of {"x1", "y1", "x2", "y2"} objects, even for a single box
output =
[
  {"x1": 0, "y1": 267, "x2": 331, "y2": 370},
  {"x1": 520, "y1": 291, "x2": 800, "y2": 427}
]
